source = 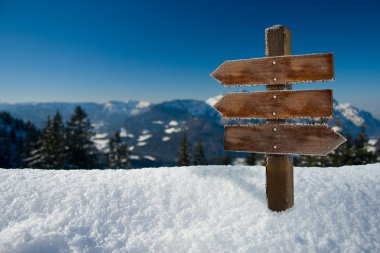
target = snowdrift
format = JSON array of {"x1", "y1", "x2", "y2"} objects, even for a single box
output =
[{"x1": 1, "y1": 165, "x2": 379, "y2": 252}]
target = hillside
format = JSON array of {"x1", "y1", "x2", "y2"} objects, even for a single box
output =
[
  {"x1": 1, "y1": 164, "x2": 379, "y2": 252},
  {"x1": 0, "y1": 112, "x2": 39, "y2": 168},
  {"x1": 1, "y1": 98, "x2": 380, "y2": 140},
  {"x1": 1, "y1": 98, "x2": 380, "y2": 167}
]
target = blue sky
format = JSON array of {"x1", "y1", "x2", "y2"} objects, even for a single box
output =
[{"x1": 0, "y1": 0, "x2": 380, "y2": 117}]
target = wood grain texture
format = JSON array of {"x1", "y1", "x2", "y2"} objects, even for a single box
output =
[
  {"x1": 265, "y1": 25, "x2": 292, "y2": 56},
  {"x1": 224, "y1": 124, "x2": 346, "y2": 156},
  {"x1": 211, "y1": 53, "x2": 334, "y2": 86},
  {"x1": 265, "y1": 25, "x2": 294, "y2": 212},
  {"x1": 214, "y1": 89, "x2": 333, "y2": 119},
  {"x1": 266, "y1": 155, "x2": 294, "y2": 211}
]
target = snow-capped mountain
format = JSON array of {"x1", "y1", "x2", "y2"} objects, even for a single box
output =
[
  {"x1": 118, "y1": 99, "x2": 223, "y2": 166},
  {"x1": 330, "y1": 99, "x2": 380, "y2": 137},
  {"x1": 0, "y1": 100, "x2": 151, "y2": 130},
  {"x1": 0, "y1": 97, "x2": 379, "y2": 167}
]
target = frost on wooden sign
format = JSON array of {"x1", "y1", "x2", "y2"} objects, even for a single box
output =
[
  {"x1": 210, "y1": 44, "x2": 344, "y2": 156},
  {"x1": 211, "y1": 53, "x2": 334, "y2": 86},
  {"x1": 210, "y1": 24, "x2": 345, "y2": 212},
  {"x1": 224, "y1": 124, "x2": 346, "y2": 156},
  {"x1": 214, "y1": 89, "x2": 333, "y2": 119}
]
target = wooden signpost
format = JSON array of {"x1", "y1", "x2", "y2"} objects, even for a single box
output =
[
  {"x1": 211, "y1": 53, "x2": 334, "y2": 86},
  {"x1": 224, "y1": 124, "x2": 345, "y2": 156},
  {"x1": 214, "y1": 89, "x2": 333, "y2": 119},
  {"x1": 211, "y1": 25, "x2": 346, "y2": 212}
]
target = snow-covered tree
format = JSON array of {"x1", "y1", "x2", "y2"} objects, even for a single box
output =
[
  {"x1": 220, "y1": 152, "x2": 232, "y2": 165},
  {"x1": 107, "y1": 131, "x2": 131, "y2": 169},
  {"x1": 26, "y1": 118, "x2": 50, "y2": 168},
  {"x1": 21, "y1": 122, "x2": 41, "y2": 168},
  {"x1": 0, "y1": 128, "x2": 11, "y2": 168},
  {"x1": 376, "y1": 138, "x2": 380, "y2": 162},
  {"x1": 64, "y1": 106, "x2": 98, "y2": 169},
  {"x1": 245, "y1": 153, "x2": 256, "y2": 166},
  {"x1": 23, "y1": 112, "x2": 65, "y2": 169},
  {"x1": 353, "y1": 125, "x2": 377, "y2": 165},
  {"x1": 41, "y1": 112, "x2": 66, "y2": 169},
  {"x1": 193, "y1": 140, "x2": 207, "y2": 165},
  {"x1": 0, "y1": 112, "x2": 36, "y2": 168},
  {"x1": 177, "y1": 133, "x2": 190, "y2": 166}
]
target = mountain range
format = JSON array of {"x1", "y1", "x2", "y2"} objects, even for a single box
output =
[{"x1": 1, "y1": 97, "x2": 379, "y2": 167}]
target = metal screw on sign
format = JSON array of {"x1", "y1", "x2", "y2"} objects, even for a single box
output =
[{"x1": 211, "y1": 25, "x2": 346, "y2": 212}]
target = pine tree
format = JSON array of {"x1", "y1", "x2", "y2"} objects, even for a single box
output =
[
  {"x1": 23, "y1": 112, "x2": 66, "y2": 169},
  {"x1": 193, "y1": 140, "x2": 207, "y2": 165},
  {"x1": 221, "y1": 152, "x2": 232, "y2": 165},
  {"x1": 376, "y1": 137, "x2": 380, "y2": 162},
  {"x1": 0, "y1": 128, "x2": 10, "y2": 168},
  {"x1": 355, "y1": 125, "x2": 368, "y2": 150},
  {"x1": 107, "y1": 131, "x2": 131, "y2": 169},
  {"x1": 245, "y1": 153, "x2": 256, "y2": 165},
  {"x1": 353, "y1": 125, "x2": 376, "y2": 165},
  {"x1": 21, "y1": 121, "x2": 41, "y2": 168},
  {"x1": 43, "y1": 112, "x2": 66, "y2": 169},
  {"x1": 0, "y1": 112, "x2": 29, "y2": 168},
  {"x1": 177, "y1": 133, "x2": 190, "y2": 166},
  {"x1": 338, "y1": 134, "x2": 353, "y2": 165},
  {"x1": 65, "y1": 106, "x2": 98, "y2": 169},
  {"x1": 294, "y1": 154, "x2": 316, "y2": 167},
  {"x1": 23, "y1": 117, "x2": 50, "y2": 168}
]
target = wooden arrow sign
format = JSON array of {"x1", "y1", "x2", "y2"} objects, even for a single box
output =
[
  {"x1": 214, "y1": 89, "x2": 332, "y2": 119},
  {"x1": 224, "y1": 124, "x2": 346, "y2": 155},
  {"x1": 211, "y1": 53, "x2": 334, "y2": 86}
]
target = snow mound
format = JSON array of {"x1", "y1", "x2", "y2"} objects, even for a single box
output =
[
  {"x1": 1, "y1": 165, "x2": 380, "y2": 252},
  {"x1": 164, "y1": 127, "x2": 181, "y2": 134},
  {"x1": 143, "y1": 156, "x2": 156, "y2": 161},
  {"x1": 120, "y1": 128, "x2": 134, "y2": 138},
  {"x1": 92, "y1": 132, "x2": 109, "y2": 151},
  {"x1": 162, "y1": 136, "x2": 170, "y2": 142},
  {"x1": 168, "y1": 120, "x2": 179, "y2": 126},
  {"x1": 137, "y1": 134, "x2": 152, "y2": 142}
]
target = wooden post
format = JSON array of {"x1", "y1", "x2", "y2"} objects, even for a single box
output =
[
  {"x1": 211, "y1": 25, "x2": 343, "y2": 211},
  {"x1": 265, "y1": 25, "x2": 294, "y2": 211}
]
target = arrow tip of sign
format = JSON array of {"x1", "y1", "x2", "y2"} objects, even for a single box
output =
[
  {"x1": 210, "y1": 69, "x2": 217, "y2": 79},
  {"x1": 335, "y1": 131, "x2": 347, "y2": 147},
  {"x1": 319, "y1": 130, "x2": 346, "y2": 156},
  {"x1": 210, "y1": 65, "x2": 224, "y2": 84}
]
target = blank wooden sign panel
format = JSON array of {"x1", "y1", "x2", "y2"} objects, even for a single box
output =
[
  {"x1": 214, "y1": 89, "x2": 333, "y2": 119},
  {"x1": 224, "y1": 124, "x2": 346, "y2": 156},
  {"x1": 211, "y1": 53, "x2": 334, "y2": 86}
]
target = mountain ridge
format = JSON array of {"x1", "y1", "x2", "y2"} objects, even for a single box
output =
[{"x1": 1, "y1": 98, "x2": 379, "y2": 167}]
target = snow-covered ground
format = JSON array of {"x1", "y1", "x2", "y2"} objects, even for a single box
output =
[{"x1": 1, "y1": 164, "x2": 379, "y2": 253}]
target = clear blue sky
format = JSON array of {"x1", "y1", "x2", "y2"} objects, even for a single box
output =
[{"x1": 1, "y1": 0, "x2": 380, "y2": 117}]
